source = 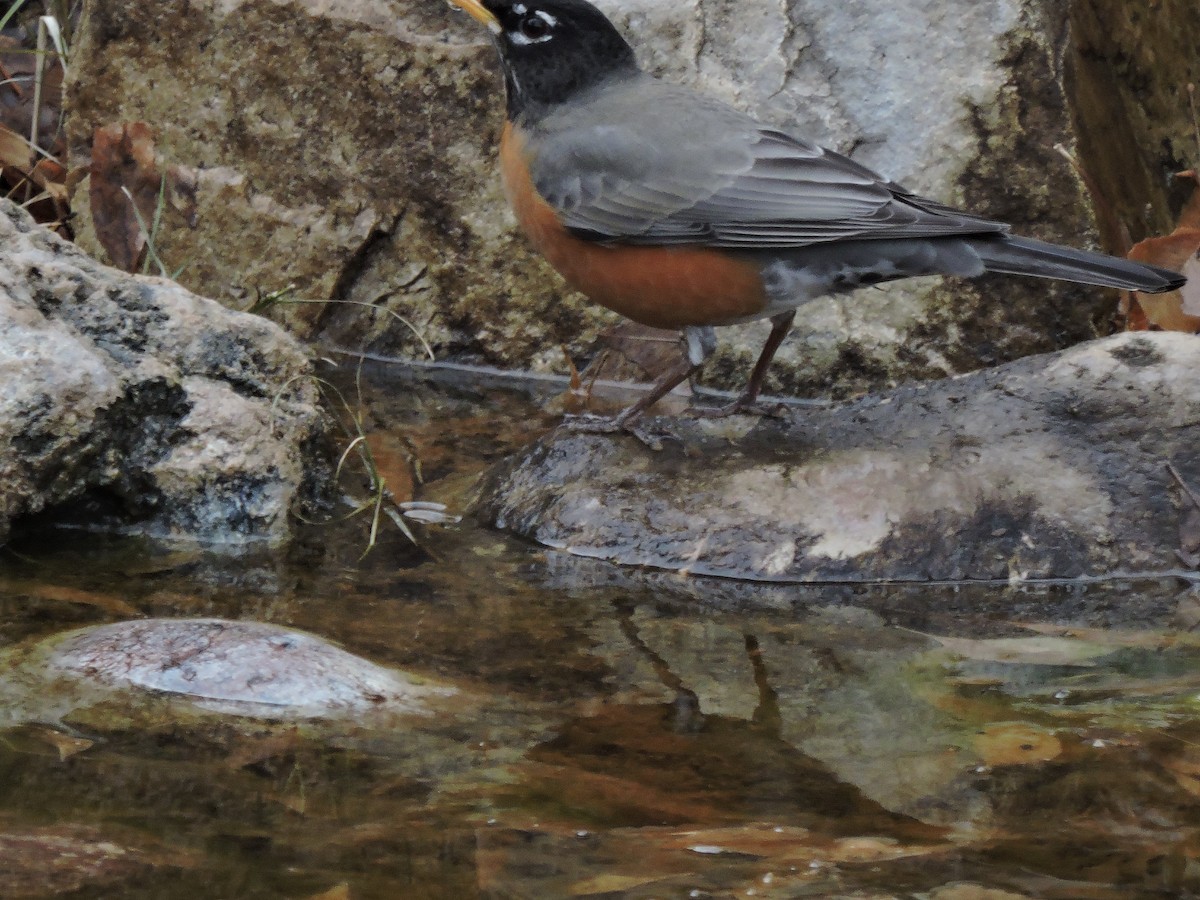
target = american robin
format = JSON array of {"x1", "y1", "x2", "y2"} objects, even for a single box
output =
[{"x1": 447, "y1": 0, "x2": 1186, "y2": 433}]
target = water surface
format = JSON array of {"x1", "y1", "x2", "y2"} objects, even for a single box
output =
[{"x1": 1, "y1": 360, "x2": 1198, "y2": 898}]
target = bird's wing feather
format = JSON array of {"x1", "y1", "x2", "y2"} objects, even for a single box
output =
[{"x1": 527, "y1": 83, "x2": 1008, "y2": 249}]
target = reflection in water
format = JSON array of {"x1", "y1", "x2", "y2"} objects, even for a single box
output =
[{"x1": 0, "y1": 361, "x2": 1198, "y2": 898}]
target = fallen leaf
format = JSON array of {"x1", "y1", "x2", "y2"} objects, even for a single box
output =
[
  {"x1": 0, "y1": 40, "x2": 65, "y2": 154},
  {"x1": 222, "y1": 729, "x2": 304, "y2": 771},
  {"x1": 29, "y1": 158, "x2": 67, "y2": 201},
  {"x1": 362, "y1": 431, "x2": 415, "y2": 504},
  {"x1": 592, "y1": 323, "x2": 687, "y2": 382},
  {"x1": 0, "y1": 579, "x2": 140, "y2": 617},
  {"x1": 0, "y1": 828, "x2": 160, "y2": 897},
  {"x1": 1127, "y1": 171, "x2": 1200, "y2": 332},
  {"x1": 305, "y1": 885, "x2": 351, "y2": 900},
  {"x1": 89, "y1": 122, "x2": 161, "y2": 272},
  {"x1": 973, "y1": 722, "x2": 1062, "y2": 767},
  {"x1": 25, "y1": 725, "x2": 95, "y2": 761},
  {"x1": 928, "y1": 884, "x2": 1033, "y2": 900},
  {"x1": 1010, "y1": 621, "x2": 1191, "y2": 651},
  {"x1": 569, "y1": 873, "x2": 671, "y2": 896},
  {"x1": 0, "y1": 123, "x2": 32, "y2": 170},
  {"x1": 909, "y1": 631, "x2": 1111, "y2": 667}
]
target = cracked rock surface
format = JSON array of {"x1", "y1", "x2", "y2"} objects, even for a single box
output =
[
  {"x1": 64, "y1": 0, "x2": 1192, "y2": 397},
  {"x1": 0, "y1": 200, "x2": 327, "y2": 546},
  {"x1": 477, "y1": 332, "x2": 1200, "y2": 583}
]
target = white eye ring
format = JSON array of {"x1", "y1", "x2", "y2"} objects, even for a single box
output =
[{"x1": 510, "y1": 9, "x2": 557, "y2": 44}]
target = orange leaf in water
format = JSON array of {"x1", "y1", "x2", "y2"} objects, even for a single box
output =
[
  {"x1": 973, "y1": 722, "x2": 1062, "y2": 767},
  {"x1": 26, "y1": 725, "x2": 95, "y2": 761},
  {"x1": 304, "y1": 885, "x2": 351, "y2": 900},
  {"x1": 362, "y1": 430, "x2": 416, "y2": 504},
  {"x1": 89, "y1": 122, "x2": 162, "y2": 272},
  {"x1": 1126, "y1": 171, "x2": 1200, "y2": 333}
]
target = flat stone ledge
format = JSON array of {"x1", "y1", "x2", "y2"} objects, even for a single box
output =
[{"x1": 477, "y1": 332, "x2": 1200, "y2": 583}]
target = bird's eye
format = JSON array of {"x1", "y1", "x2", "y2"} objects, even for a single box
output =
[{"x1": 518, "y1": 14, "x2": 550, "y2": 40}]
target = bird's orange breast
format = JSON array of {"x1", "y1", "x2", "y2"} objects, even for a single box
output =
[{"x1": 499, "y1": 123, "x2": 767, "y2": 330}]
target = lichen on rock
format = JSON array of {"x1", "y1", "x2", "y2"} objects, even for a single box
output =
[{"x1": 0, "y1": 199, "x2": 328, "y2": 546}]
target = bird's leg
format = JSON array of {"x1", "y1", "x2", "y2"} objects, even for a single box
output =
[
  {"x1": 567, "y1": 326, "x2": 715, "y2": 447},
  {"x1": 693, "y1": 310, "x2": 795, "y2": 419}
]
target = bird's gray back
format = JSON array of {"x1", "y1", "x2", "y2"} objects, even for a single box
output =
[{"x1": 523, "y1": 73, "x2": 1009, "y2": 248}]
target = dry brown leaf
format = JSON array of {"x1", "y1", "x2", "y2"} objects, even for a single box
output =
[
  {"x1": 928, "y1": 884, "x2": 1033, "y2": 900},
  {"x1": 304, "y1": 885, "x2": 351, "y2": 900},
  {"x1": 89, "y1": 122, "x2": 161, "y2": 272},
  {"x1": 589, "y1": 323, "x2": 687, "y2": 384},
  {"x1": 26, "y1": 725, "x2": 95, "y2": 761},
  {"x1": 0, "y1": 41, "x2": 65, "y2": 155},
  {"x1": 28, "y1": 158, "x2": 68, "y2": 203},
  {"x1": 1011, "y1": 621, "x2": 1191, "y2": 651},
  {"x1": 912, "y1": 631, "x2": 1110, "y2": 667},
  {"x1": 362, "y1": 431, "x2": 415, "y2": 504},
  {"x1": 0, "y1": 580, "x2": 141, "y2": 616},
  {"x1": 0, "y1": 122, "x2": 32, "y2": 170},
  {"x1": 973, "y1": 722, "x2": 1062, "y2": 767},
  {"x1": 569, "y1": 873, "x2": 671, "y2": 896},
  {"x1": 1127, "y1": 171, "x2": 1200, "y2": 332},
  {"x1": 222, "y1": 729, "x2": 304, "y2": 771}
]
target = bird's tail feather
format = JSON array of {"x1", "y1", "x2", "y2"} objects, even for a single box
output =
[{"x1": 974, "y1": 235, "x2": 1185, "y2": 294}]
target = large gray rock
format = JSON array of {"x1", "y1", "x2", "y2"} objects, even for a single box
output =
[
  {"x1": 477, "y1": 332, "x2": 1200, "y2": 582},
  {"x1": 62, "y1": 0, "x2": 1193, "y2": 398},
  {"x1": 0, "y1": 200, "x2": 327, "y2": 545}
]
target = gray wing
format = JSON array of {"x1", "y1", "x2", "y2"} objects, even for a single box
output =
[{"x1": 528, "y1": 81, "x2": 1009, "y2": 249}]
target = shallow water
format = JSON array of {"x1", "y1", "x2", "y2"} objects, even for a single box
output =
[{"x1": 2, "y1": 360, "x2": 1200, "y2": 899}]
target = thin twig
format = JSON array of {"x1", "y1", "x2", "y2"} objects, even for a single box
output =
[
  {"x1": 27, "y1": 23, "x2": 46, "y2": 201},
  {"x1": 267, "y1": 297, "x2": 435, "y2": 360},
  {"x1": 0, "y1": 66, "x2": 24, "y2": 98},
  {"x1": 1168, "y1": 462, "x2": 1200, "y2": 512},
  {"x1": 1188, "y1": 84, "x2": 1200, "y2": 162}
]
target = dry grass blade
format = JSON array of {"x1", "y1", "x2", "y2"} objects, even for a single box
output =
[
  {"x1": 1169, "y1": 462, "x2": 1200, "y2": 512},
  {"x1": 283, "y1": 374, "x2": 422, "y2": 554},
  {"x1": 256, "y1": 296, "x2": 436, "y2": 360},
  {"x1": 29, "y1": 20, "x2": 46, "y2": 149},
  {"x1": 0, "y1": 3, "x2": 23, "y2": 32}
]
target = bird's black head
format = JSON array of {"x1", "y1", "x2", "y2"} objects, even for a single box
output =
[{"x1": 448, "y1": 0, "x2": 639, "y2": 122}]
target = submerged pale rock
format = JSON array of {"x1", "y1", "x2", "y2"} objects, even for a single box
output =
[
  {"x1": 477, "y1": 332, "x2": 1200, "y2": 582},
  {"x1": 40, "y1": 618, "x2": 454, "y2": 719}
]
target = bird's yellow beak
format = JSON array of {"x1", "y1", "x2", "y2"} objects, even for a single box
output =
[{"x1": 446, "y1": 0, "x2": 501, "y2": 33}]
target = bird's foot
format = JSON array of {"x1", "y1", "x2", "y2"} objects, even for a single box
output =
[
  {"x1": 690, "y1": 398, "x2": 791, "y2": 421},
  {"x1": 563, "y1": 413, "x2": 675, "y2": 451}
]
